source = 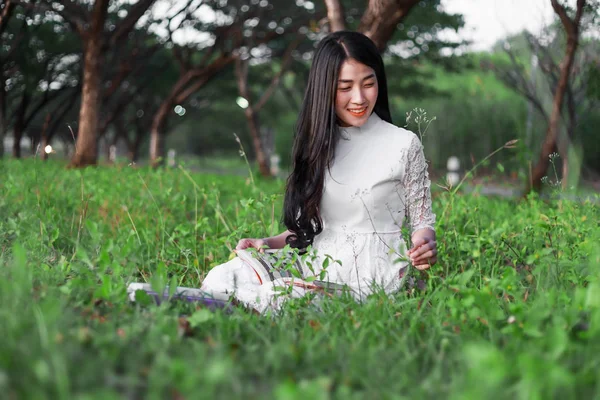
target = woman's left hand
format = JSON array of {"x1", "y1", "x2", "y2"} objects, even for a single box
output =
[{"x1": 408, "y1": 230, "x2": 437, "y2": 270}]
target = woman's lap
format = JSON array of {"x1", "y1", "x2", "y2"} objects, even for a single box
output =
[{"x1": 200, "y1": 257, "x2": 319, "y2": 313}]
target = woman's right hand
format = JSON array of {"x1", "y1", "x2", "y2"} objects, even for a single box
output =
[{"x1": 235, "y1": 238, "x2": 269, "y2": 252}]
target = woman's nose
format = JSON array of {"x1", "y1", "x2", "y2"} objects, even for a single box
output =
[{"x1": 351, "y1": 88, "x2": 366, "y2": 105}]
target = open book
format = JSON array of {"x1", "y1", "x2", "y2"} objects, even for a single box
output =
[
  {"x1": 126, "y1": 249, "x2": 349, "y2": 306},
  {"x1": 127, "y1": 282, "x2": 232, "y2": 308},
  {"x1": 234, "y1": 248, "x2": 348, "y2": 294}
]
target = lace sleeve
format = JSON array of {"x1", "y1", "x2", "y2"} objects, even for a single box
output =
[{"x1": 402, "y1": 134, "x2": 436, "y2": 234}]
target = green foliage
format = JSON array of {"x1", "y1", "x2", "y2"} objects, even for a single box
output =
[
  {"x1": 484, "y1": 27, "x2": 600, "y2": 174},
  {"x1": 0, "y1": 159, "x2": 599, "y2": 398},
  {"x1": 394, "y1": 63, "x2": 528, "y2": 171}
]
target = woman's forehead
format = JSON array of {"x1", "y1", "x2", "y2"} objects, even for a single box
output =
[{"x1": 338, "y1": 59, "x2": 376, "y2": 80}]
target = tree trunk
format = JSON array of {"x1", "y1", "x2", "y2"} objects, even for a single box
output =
[
  {"x1": 527, "y1": 0, "x2": 584, "y2": 193},
  {"x1": 560, "y1": 84, "x2": 578, "y2": 190},
  {"x1": 127, "y1": 134, "x2": 142, "y2": 163},
  {"x1": 324, "y1": 0, "x2": 346, "y2": 32},
  {"x1": 148, "y1": 53, "x2": 235, "y2": 167},
  {"x1": 129, "y1": 122, "x2": 145, "y2": 163},
  {"x1": 40, "y1": 113, "x2": 51, "y2": 161},
  {"x1": 71, "y1": 40, "x2": 103, "y2": 166},
  {"x1": 41, "y1": 136, "x2": 49, "y2": 160},
  {"x1": 70, "y1": 0, "x2": 109, "y2": 167},
  {"x1": 127, "y1": 143, "x2": 139, "y2": 163},
  {"x1": 358, "y1": 0, "x2": 420, "y2": 52},
  {"x1": 244, "y1": 108, "x2": 271, "y2": 176},
  {"x1": 322, "y1": 0, "x2": 420, "y2": 51},
  {"x1": 148, "y1": 73, "x2": 206, "y2": 167},
  {"x1": 12, "y1": 92, "x2": 29, "y2": 158},
  {"x1": 0, "y1": 68, "x2": 5, "y2": 158},
  {"x1": 12, "y1": 128, "x2": 22, "y2": 158},
  {"x1": 150, "y1": 101, "x2": 169, "y2": 167},
  {"x1": 149, "y1": 73, "x2": 193, "y2": 168}
]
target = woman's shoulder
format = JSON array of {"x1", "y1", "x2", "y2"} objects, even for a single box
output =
[{"x1": 377, "y1": 118, "x2": 419, "y2": 148}]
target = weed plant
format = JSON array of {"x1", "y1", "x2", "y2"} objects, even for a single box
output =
[{"x1": 0, "y1": 157, "x2": 599, "y2": 399}]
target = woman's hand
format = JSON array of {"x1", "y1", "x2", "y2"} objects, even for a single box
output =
[
  {"x1": 408, "y1": 229, "x2": 437, "y2": 270},
  {"x1": 235, "y1": 238, "x2": 269, "y2": 252}
]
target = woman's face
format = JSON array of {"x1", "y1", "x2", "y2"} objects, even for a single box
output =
[{"x1": 335, "y1": 58, "x2": 378, "y2": 127}]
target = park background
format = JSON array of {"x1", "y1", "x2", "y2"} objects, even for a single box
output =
[
  {"x1": 0, "y1": 0, "x2": 598, "y2": 193},
  {"x1": 1, "y1": 0, "x2": 600, "y2": 399}
]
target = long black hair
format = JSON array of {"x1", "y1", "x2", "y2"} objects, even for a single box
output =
[{"x1": 283, "y1": 31, "x2": 392, "y2": 250}]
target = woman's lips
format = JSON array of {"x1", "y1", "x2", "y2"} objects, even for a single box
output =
[{"x1": 348, "y1": 107, "x2": 367, "y2": 117}]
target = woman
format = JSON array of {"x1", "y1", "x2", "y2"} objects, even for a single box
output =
[{"x1": 200, "y1": 31, "x2": 437, "y2": 313}]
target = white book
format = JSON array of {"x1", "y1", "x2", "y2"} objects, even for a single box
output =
[
  {"x1": 234, "y1": 248, "x2": 348, "y2": 293},
  {"x1": 126, "y1": 282, "x2": 231, "y2": 305}
]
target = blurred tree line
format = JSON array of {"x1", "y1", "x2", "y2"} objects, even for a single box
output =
[{"x1": 0, "y1": 0, "x2": 598, "y2": 191}]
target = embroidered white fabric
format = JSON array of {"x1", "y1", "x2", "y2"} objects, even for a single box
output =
[{"x1": 201, "y1": 112, "x2": 436, "y2": 313}]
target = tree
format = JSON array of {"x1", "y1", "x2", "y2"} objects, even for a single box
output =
[
  {"x1": 525, "y1": 0, "x2": 588, "y2": 192},
  {"x1": 15, "y1": 0, "x2": 158, "y2": 166},
  {"x1": 101, "y1": 38, "x2": 172, "y2": 163},
  {"x1": 97, "y1": 29, "x2": 162, "y2": 144},
  {"x1": 39, "y1": 84, "x2": 81, "y2": 160},
  {"x1": 487, "y1": 26, "x2": 599, "y2": 186},
  {"x1": 146, "y1": 0, "x2": 319, "y2": 167},
  {"x1": 323, "y1": 0, "x2": 422, "y2": 51},
  {"x1": 0, "y1": 0, "x2": 16, "y2": 157},
  {"x1": 6, "y1": 13, "x2": 78, "y2": 157},
  {"x1": 234, "y1": 36, "x2": 301, "y2": 176}
]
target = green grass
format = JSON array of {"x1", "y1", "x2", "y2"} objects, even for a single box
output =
[{"x1": 1, "y1": 158, "x2": 599, "y2": 399}]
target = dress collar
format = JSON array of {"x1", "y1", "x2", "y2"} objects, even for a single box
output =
[{"x1": 338, "y1": 112, "x2": 382, "y2": 136}]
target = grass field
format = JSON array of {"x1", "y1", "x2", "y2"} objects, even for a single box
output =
[{"x1": 1, "y1": 159, "x2": 599, "y2": 399}]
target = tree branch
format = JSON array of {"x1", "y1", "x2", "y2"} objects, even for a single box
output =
[
  {"x1": 174, "y1": 54, "x2": 235, "y2": 104},
  {"x1": 359, "y1": 0, "x2": 421, "y2": 52},
  {"x1": 550, "y1": 0, "x2": 586, "y2": 38},
  {"x1": 0, "y1": 0, "x2": 15, "y2": 35},
  {"x1": 254, "y1": 35, "x2": 301, "y2": 111},
  {"x1": 109, "y1": 0, "x2": 157, "y2": 45},
  {"x1": 324, "y1": 0, "x2": 346, "y2": 31}
]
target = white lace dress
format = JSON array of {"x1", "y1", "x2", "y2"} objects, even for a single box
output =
[{"x1": 201, "y1": 112, "x2": 436, "y2": 313}]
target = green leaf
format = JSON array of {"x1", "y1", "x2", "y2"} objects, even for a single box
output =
[
  {"x1": 188, "y1": 309, "x2": 214, "y2": 327},
  {"x1": 134, "y1": 290, "x2": 153, "y2": 307},
  {"x1": 150, "y1": 262, "x2": 168, "y2": 299},
  {"x1": 586, "y1": 282, "x2": 600, "y2": 309},
  {"x1": 168, "y1": 274, "x2": 179, "y2": 299},
  {"x1": 290, "y1": 268, "x2": 302, "y2": 279},
  {"x1": 458, "y1": 269, "x2": 476, "y2": 286}
]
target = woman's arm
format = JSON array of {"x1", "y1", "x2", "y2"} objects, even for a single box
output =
[
  {"x1": 263, "y1": 230, "x2": 294, "y2": 249},
  {"x1": 236, "y1": 230, "x2": 293, "y2": 251},
  {"x1": 403, "y1": 135, "x2": 437, "y2": 269}
]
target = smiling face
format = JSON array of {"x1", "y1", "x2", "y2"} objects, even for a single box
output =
[{"x1": 335, "y1": 58, "x2": 379, "y2": 128}]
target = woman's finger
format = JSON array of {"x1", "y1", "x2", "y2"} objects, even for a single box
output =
[
  {"x1": 236, "y1": 239, "x2": 255, "y2": 250},
  {"x1": 413, "y1": 263, "x2": 431, "y2": 271},
  {"x1": 408, "y1": 237, "x2": 432, "y2": 254},
  {"x1": 409, "y1": 241, "x2": 436, "y2": 260},
  {"x1": 412, "y1": 249, "x2": 437, "y2": 264},
  {"x1": 414, "y1": 256, "x2": 437, "y2": 269}
]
